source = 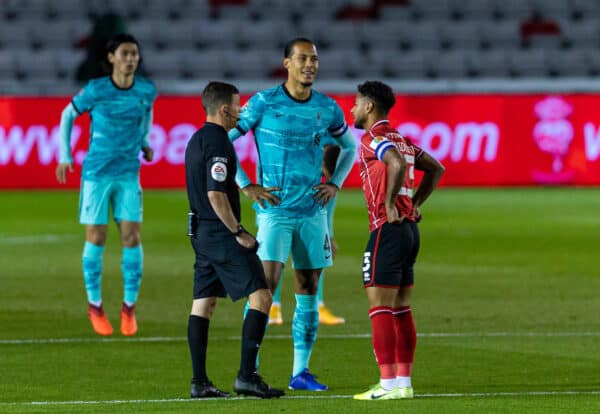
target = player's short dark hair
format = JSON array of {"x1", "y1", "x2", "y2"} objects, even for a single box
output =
[
  {"x1": 106, "y1": 33, "x2": 140, "y2": 55},
  {"x1": 357, "y1": 81, "x2": 396, "y2": 115},
  {"x1": 284, "y1": 37, "x2": 315, "y2": 58},
  {"x1": 202, "y1": 81, "x2": 239, "y2": 115}
]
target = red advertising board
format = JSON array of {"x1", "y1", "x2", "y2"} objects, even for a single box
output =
[{"x1": 1, "y1": 94, "x2": 599, "y2": 189}]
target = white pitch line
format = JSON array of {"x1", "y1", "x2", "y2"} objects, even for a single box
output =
[
  {"x1": 2, "y1": 332, "x2": 600, "y2": 345},
  {"x1": 0, "y1": 234, "x2": 75, "y2": 245},
  {"x1": 2, "y1": 390, "x2": 600, "y2": 406}
]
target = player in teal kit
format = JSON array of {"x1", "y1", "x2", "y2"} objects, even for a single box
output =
[
  {"x1": 55, "y1": 34, "x2": 156, "y2": 337},
  {"x1": 229, "y1": 38, "x2": 356, "y2": 390},
  {"x1": 269, "y1": 140, "x2": 346, "y2": 326}
]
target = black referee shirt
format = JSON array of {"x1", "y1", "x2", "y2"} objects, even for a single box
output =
[{"x1": 185, "y1": 122, "x2": 240, "y2": 231}]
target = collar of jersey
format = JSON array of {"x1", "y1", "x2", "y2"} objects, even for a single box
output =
[
  {"x1": 110, "y1": 75, "x2": 136, "y2": 91},
  {"x1": 369, "y1": 119, "x2": 390, "y2": 133},
  {"x1": 281, "y1": 83, "x2": 312, "y2": 103}
]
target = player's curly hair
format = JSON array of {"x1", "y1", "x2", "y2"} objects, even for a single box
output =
[{"x1": 357, "y1": 81, "x2": 396, "y2": 115}]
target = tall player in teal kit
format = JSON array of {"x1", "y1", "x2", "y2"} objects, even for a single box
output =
[
  {"x1": 229, "y1": 38, "x2": 357, "y2": 390},
  {"x1": 55, "y1": 34, "x2": 156, "y2": 337},
  {"x1": 269, "y1": 141, "x2": 346, "y2": 326}
]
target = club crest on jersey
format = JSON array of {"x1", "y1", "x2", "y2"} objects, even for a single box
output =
[{"x1": 211, "y1": 162, "x2": 227, "y2": 182}]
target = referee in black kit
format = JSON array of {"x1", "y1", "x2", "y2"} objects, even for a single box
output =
[{"x1": 184, "y1": 81, "x2": 284, "y2": 399}]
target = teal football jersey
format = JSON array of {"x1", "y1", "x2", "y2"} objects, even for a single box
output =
[
  {"x1": 72, "y1": 75, "x2": 157, "y2": 180},
  {"x1": 236, "y1": 84, "x2": 347, "y2": 216}
]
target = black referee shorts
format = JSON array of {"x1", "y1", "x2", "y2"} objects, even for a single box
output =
[
  {"x1": 362, "y1": 220, "x2": 420, "y2": 288},
  {"x1": 190, "y1": 222, "x2": 268, "y2": 301}
]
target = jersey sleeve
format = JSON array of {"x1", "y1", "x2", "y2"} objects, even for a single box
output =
[
  {"x1": 205, "y1": 138, "x2": 233, "y2": 193},
  {"x1": 404, "y1": 137, "x2": 424, "y2": 159},
  {"x1": 235, "y1": 92, "x2": 265, "y2": 135},
  {"x1": 327, "y1": 101, "x2": 348, "y2": 137},
  {"x1": 71, "y1": 81, "x2": 96, "y2": 114},
  {"x1": 368, "y1": 135, "x2": 395, "y2": 161}
]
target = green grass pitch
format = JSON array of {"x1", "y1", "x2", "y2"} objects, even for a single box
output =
[{"x1": 1, "y1": 188, "x2": 599, "y2": 413}]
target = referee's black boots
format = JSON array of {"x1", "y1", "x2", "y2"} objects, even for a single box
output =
[
  {"x1": 190, "y1": 380, "x2": 231, "y2": 398},
  {"x1": 233, "y1": 372, "x2": 285, "y2": 398}
]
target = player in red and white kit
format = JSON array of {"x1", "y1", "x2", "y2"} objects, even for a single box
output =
[{"x1": 351, "y1": 81, "x2": 445, "y2": 400}]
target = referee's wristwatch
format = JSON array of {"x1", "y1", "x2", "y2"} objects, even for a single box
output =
[{"x1": 233, "y1": 224, "x2": 245, "y2": 236}]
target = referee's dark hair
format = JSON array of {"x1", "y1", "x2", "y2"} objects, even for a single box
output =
[
  {"x1": 284, "y1": 37, "x2": 315, "y2": 58},
  {"x1": 202, "y1": 81, "x2": 239, "y2": 116},
  {"x1": 357, "y1": 81, "x2": 396, "y2": 116}
]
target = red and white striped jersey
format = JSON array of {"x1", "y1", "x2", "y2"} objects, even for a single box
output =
[{"x1": 358, "y1": 120, "x2": 423, "y2": 232}]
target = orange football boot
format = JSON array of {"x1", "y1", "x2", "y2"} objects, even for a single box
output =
[
  {"x1": 88, "y1": 304, "x2": 113, "y2": 336},
  {"x1": 120, "y1": 303, "x2": 138, "y2": 336}
]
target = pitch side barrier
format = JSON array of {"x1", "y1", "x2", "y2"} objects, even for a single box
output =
[{"x1": 1, "y1": 90, "x2": 599, "y2": 188}]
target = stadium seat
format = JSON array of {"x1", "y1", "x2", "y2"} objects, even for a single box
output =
[
  {"x1": 128, "y1": 20, "x2": 156, "y2": 47},
  {"x1": 529, "y1": 0, "x2": 572, "y2": 20},
  {"x1": 559, "y1": 18, "x2": 600, "y2": 48},
  {"x1": 25, "y1": 77, "x2": 78, "y2": 95},
  {"x1": 237, "y1": 20, "x2": 293, "y2": 50},
  {"x1": 378, "y1": 5, "x2": 413, "y2": 21},
  {"x1": 507, "y1": 48, "x2": 550, "y2": 77},
  {"x1": 468, "y1": 49, "x2": 511, "y2": 77},
  {"x1": 439, "y1": 21, "x2": 485, "y2": 50},
  {"x1": 222, "y1": 49, "x2": 271, "y2": 79},
  {"x1": 523, "y1": 33, "x2": 562, "y2": 50},
  {"x1": 214, "y1": 3, "x2": 256, "y2": 20},
  {"x1": 397, "y1": 21, "x2": 441, "y2": 50},
  {"x1": 46, "y1": 0, "x2": 90, "y2": 19},
  {"x1": 411, "y1": 0, "x2": 453, "y2": 20},
  {"x1": 32, "y1": 19, "x2": 92, "y2": 49},
  {"x1": 370, "y1": 49, "x2": 434, "y2": 79},
  {"x1": 248, "y1": 0, "x2": 295, "y2": 21},
  {"x1": 0, "y1": 52, "x2": 17, "y2": 80},
  {"x1": 14, "y1": 50, "x2": 60, "y2": 80},
  {"x1": 571, "y1": 0, "x2": 600, "y2": 18},
  {"x1": 55, "y1": 48, "x2": 86, "y2": 79},
  {"x1": 193, "y1": 20, "x2": 241, "y2": 49},
  {"x1": 429, "y1": 49, "x2": 470, "y2": 78},
  {"x1": 153, "y1": 18, "x2": 201, "y2": 50},
  {"x1": 0, "y1": 21, "x2": 36, "y2": 49},
  {"x1": 450, "y1": 0, "x2": 496, "y2": 20},
  {"x1": 547, "y1": 48, "x2": 591, "y2": 77},
  {"x1": 585, "y1": 48, "x2": 600, "y2": 75},
  {"x1": 480, "y1": 20, "x2": 522, "y2": 49},
  {"x1": 179, "y1": 49, "x2": 227, "y2": 79},
  {"x1": 0, "y1": 79, "x2": 26, "y2": 95},
  {"x1": 358, "y1": 20, "x2": 403, "y2": 51},
  {"x1": 314, "y1": 49, "x2": 362, "y2": 79},
  {"x1": 492, "y1": 0, "x2": 535, "y2": 20},
  {"x1": 307, "y1": 21, "x2": 362, "y2": 50},
  {"x1": 2, "y1": 0, "x2": 49, "y2": 20},
  {"x1": 143, "y1": 49, "x2": 185, "y2": 79}
]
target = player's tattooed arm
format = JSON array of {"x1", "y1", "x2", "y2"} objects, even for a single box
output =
[{"x1": 241, "y1": 184, "x2": 281, "y2": 208}]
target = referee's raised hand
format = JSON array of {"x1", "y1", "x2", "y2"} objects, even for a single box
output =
[{"x1": 241, "y1": 184, "x2": 281, "y2": 208}]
